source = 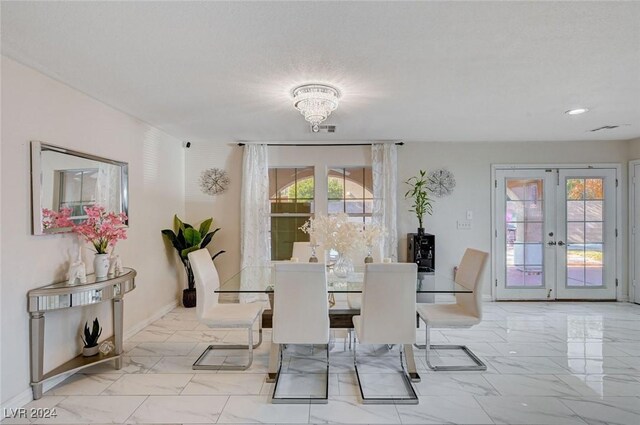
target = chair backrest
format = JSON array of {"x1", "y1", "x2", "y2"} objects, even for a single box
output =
[
  {"x1": 454, "y1": 248, "x2": 489, "y2": 319},
  {"x1": 291, "y1": 242, "x2": 326, "y2": 263},
  {"x1": 273, "y1": 263, "x2": 329, "y2": 344},
  {"x1": 187, "y1": 248, "x2": 220, "y2": 321},
  {"x1": 359, "y1": 263, "x2": 417, "y2": 344}
]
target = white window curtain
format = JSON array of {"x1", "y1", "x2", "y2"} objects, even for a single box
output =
[
  {"x1": 241, "y1": 144, "x2": 271, "y2": 268},
  {"x1": 372, "y1": 143, "x2": 398, "y2": 260},
  {"x1": 96, "y1": 163, "x2": 121, "y2": 212}
]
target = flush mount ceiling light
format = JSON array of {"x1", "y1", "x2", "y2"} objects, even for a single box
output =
[
  {"x1": 292, "y1": 84, "x2": 340, "y2": 132},
  {"x1": 565, "y1": 108, "x2": 589, "y2": 115}
]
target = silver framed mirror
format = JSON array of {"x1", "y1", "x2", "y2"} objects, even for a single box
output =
[{"x1": 31, "y1": 141, "x2": 129, "y2": 235}]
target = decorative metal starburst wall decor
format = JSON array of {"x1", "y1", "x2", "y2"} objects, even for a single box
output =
[
  {"x1": 199, "y1": 168, "x2": 230, "y2": 195},
  {"x1": 427, "y1": 169, "x2": 456, "y2": 197}
]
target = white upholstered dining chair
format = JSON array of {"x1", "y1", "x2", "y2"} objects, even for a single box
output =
[
  {"x1": 352, "y1": 263, "x2": 418, "y2": 404},
  {"x1": 346, "y1": 244, "x2": 384, "y2": 310},
  {"x1": 188, "y1": 249, "x2": 264, "y2": 370},
  {"x1": 272, "y1": 263, "x2": 330, "y2": 403},
  {"x1": 416, "y1": 248, "x2": 489, "y2": 371}
]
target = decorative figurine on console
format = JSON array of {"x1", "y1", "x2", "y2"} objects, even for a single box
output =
[
  {"x1": 67, "y1": 245, "x2": 87, "y2": 285},
  {"x1": 108, "y1": 252, "x2": 123, "y2": 276}
]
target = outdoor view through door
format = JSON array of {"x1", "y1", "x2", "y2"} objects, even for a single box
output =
[
  {"x1": 495, "y1": 167, "x2": 617, "y2": 300},
  {"x1": 566, "y1": 178, "x2": 605, "y2": 287}
]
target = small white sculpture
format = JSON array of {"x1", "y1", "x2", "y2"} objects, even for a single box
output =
[
  {"x1": 108, "y1": 253, "x2": 123, "y2": 276},
  {"x1": 68, "y1": 245, "x2": 87, "y2": 285}
]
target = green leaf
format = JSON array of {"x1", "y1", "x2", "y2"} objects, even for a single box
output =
[
  {"x1": 200, "y1": 228, "x2": 220, "y2": 249},
  {"x1": 161, "y1": 229, "x2": 177, "y2": 244},
  {"x1": 200, "y1": 232, "x2": 213, "y2": 249},
  {"x1": 183, "y1": 227, "x2": 202, "y2": 247},
  {"x1": 211, "y1": 250, "x2": 226, "y2": 261},
  {"x1": 181, "y1": 245, "x2": 200, "y2": 259},
  {"x1": 198, "y1": 218, "x2": 213, "y2": 238},
  {"x1": 177, "y1": 227, "x2": 186, "y2": 247},
  {"x1": 173, "y1": 215, "x2": 183, "y2": 234}
]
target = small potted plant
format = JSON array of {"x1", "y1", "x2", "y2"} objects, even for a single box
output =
[
  {"x1": 81, "y1": 318, "x2": 102, "y2": 357},
  {"x1": 161, "y1": 215, "x2": 225, "y2": 308},
  {"x1": 404, "y1": 169, "x2": 434, "y2": 234}
]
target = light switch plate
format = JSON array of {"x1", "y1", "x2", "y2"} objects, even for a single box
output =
[
  {"x1": 466, "y1": 210, "x2": 473, "y2": 220},
  {"x1": 457, "y1": 220, "x2": 472, "y2": 230}
]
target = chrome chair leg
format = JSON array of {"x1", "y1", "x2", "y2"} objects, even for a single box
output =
[
  {"x1": 193, "y1": 315, "x2": 263, "y2": 370},
  {"x1": 423, "y1": 324, "x2": 486, "y2": 371},
  {"x1": 272, "y1": 344, "x2": 329, "y2": 404},
  {"x1": 353, "y1": 340, "x2": 418, "y2": 404}
]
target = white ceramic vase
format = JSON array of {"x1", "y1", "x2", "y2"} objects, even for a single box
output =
[
  {"x1": 93, "y1": 254, "x2": 110, "y2": 279},
  {"x1": 82, "y1": 345, "x2": 99, "y2": 357}
]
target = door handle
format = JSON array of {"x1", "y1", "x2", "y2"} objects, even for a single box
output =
[
  {"x1": 557, "y1": 241, "x2": 565, "y2": 246},
  {"x1": 547, "y1": 241, "x2": 557, "y2": 246}
]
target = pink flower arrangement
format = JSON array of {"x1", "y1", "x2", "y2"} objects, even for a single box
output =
[
  {"x1": 42, "y1": 205, "x2": 128, "y2": 254},
  {"x1": 42, "y1": 208, "x2": 75, "y2": 229}
]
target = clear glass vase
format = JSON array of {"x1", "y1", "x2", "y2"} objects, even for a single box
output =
[{"x1": 333, "y1": 252, "x2": 354, "y2": 279}]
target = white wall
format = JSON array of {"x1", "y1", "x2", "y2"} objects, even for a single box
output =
[
  {"x1": 184, "y1": 143, "x2": 370, "y2": 281},
  {"x1": 186, "y1": 139, "x2": 634, "y2": 297},
  {"x1": 1, "y1": 57, "x2": 185, "y2": 406},
  {"x1": 397, "y1": 140, "x2": 631, "y2": 298}
]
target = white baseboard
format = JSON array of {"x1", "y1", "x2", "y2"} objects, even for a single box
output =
[
  {"x1": 0, "y1": 372, "x2": 73, "y2": 416},
  {"x1": 123, "y1": 298, "x2": 179, "y2": 341},
  {"x1": 0, "y1": 298, "x2": 179, "y2": 414}
]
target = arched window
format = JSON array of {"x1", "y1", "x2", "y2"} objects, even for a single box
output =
[
  {"x1": 269, "y1": 167, "x2": 314, "y2": 260},
  {"x1": 328, "y1": 167, "x2": 373, "y2": 224}
]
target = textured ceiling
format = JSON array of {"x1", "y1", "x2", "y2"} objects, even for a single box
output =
[{"x1": 2, "y1": 1, "x2": 639, "y2": 143}]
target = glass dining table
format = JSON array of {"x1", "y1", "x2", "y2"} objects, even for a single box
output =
[{"x1": 216, "y1": 265, "x2": 472, "y2": 383}]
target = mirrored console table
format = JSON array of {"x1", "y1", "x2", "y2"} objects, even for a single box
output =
[{"x1": 27, "y1": 267, "x2": 136, "y2": 399}]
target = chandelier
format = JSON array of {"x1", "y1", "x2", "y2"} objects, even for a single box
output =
[{"x1": 292, "y1": 84, "x2": 340, "y2": 132}]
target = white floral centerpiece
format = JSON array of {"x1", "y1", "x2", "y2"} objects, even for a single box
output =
[
  {"x1": 300, "y1": 213, "x2": 363, "y2": 277},
  {"x1": 300, "y1": 213, "x2": 362, "y2": 255},
  {"x1": 300, "y1": 213, "x2": 387, "y2": 276}
]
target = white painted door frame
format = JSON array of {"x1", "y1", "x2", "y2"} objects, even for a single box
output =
[
  {"x1": 630, "y1": 160, "x2": 640, "y2": 304},
  {"x1": 490, "y1": 163, "x2": 623, "y2": 301}
]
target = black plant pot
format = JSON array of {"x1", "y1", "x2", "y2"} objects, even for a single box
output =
[
  {"x1": 182, "y1": 288, "x2": 196, "y2": 308},
  {"x1": 417, "y1": 227, "x2": 425, "y2": 235}
]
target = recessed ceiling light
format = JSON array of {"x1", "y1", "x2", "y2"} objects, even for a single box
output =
[{"x1": 565, "y1": 108, "x2": 589, "y2": 115}]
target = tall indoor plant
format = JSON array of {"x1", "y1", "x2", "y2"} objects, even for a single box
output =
[
  {"x1": 404, "y1": 169, "x2": 434, "y2": 234},
  {"x1": 161, "y1": 215, "x2": 225, "y2": 307}
]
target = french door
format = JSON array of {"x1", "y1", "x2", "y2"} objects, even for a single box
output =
[{"x1": 495, "y1": 168, "x2": 617, "y2": 300}]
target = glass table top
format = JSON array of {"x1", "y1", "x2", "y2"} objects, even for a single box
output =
[{"x1": 216, "y1": 265, "x2": 472, "y2": 294}]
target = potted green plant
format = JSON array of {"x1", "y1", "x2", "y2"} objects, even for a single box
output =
[
  {"x1": 404, "y1": 169, "x2": 434, "y2": 234},
  {"x1": 81, "y1": 318, "x2": 102, "y2": 357},
  {"x1": 161, "y1": 215, "x2": 225, "y2": 308}
]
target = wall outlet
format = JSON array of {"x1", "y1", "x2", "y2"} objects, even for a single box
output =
[{"x1": 457, "y1": 220, "x2": 472, "y2": 230}]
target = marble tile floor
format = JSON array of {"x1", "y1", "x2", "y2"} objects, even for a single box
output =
[{"x1": 5, "y1": 302, "x2": 640, "y2": 424}]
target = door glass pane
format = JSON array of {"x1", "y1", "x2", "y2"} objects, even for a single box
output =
[
  {"x1": 525, "y1": 201, "x2": 544, "y2": 220},
  {"x1": 565, "y1": 178, "x2": 604, "y2": 287},
  {"x1": 567, "y1": 201, "x2": 585, "y2": 221},
  {"x1": 585, "y1": 201, "x2": 603, "y2": 221},
  {"x1": 585, "y1": 222, "x2": 603, "y2": 243},
  {"x1": 505, "y1": 178, "x2": 544, "y2": 287},
  {"x1": 507, "y1": 201, "x2": 524, "y2": 221},
  {"x1": 567, "y1": 223, "x2": 585, "y2": 243}
]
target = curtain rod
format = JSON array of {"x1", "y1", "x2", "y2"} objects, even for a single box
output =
[{"x1": 237, "y1": 142, "x2": 404, "y2": 147}]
